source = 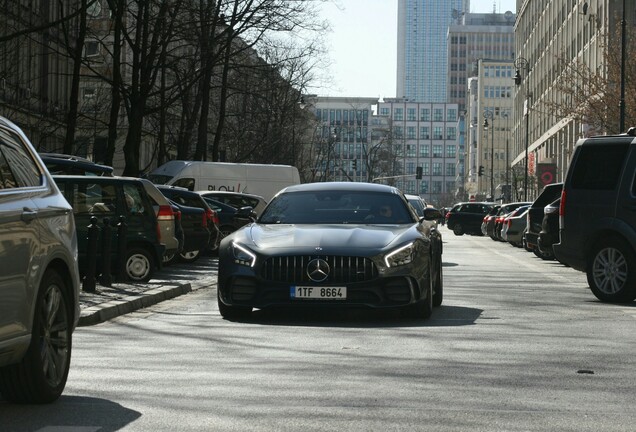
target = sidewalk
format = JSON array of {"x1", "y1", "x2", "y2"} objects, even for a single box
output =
[{"x1": 78, "y1": 256, "x2": 218, "y2": 326}]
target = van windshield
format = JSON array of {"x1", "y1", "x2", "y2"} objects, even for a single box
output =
[{"x1": 147, "y1": 174, "x2": 172, "y2": 185}]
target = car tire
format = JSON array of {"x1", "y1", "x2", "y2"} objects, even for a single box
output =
[
  {"x1": 217, "y1": 290, "x2": 252, "y2": 320},
  {"x1": 125, "y1": 247, "x2": 154, "y2": 282},
  {"x1": 533, "y1": 246, "x2": 554, "y2": 260},
  {"x1": 433, "y1": 254, "x2": 443, "y2": 307},
  {"x1": 523, "y1": 236, "x2": 532, "y2": 252},
  {"x1": 179, "y1": 249, "x2": 201, "y2": 263},
  {"x1": 404, "y1": 272, "x2": 433, "y2": 319},
  {"x1": 453, "y1": 224, "x2": 464, "y2": 236},
  {"x1": 163, "y1": 252, "x2": 176, "y2": 265},
  {"x1": 0, "y1": 269, "x2": 72, "y2": 404},
  {"x1": 587, "y1": 237, "x2": 636, "y2": 303}
]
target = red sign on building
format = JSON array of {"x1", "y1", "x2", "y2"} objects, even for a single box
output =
[
  {"x1": 528, "y1": 152, "x2": 535, "y2": 176},
  {"x1": 536, "y1": 163, "x2": 557, "y2": 188}
]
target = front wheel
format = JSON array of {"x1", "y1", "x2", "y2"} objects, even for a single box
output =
[
  {"x1": 404, "y1": 273, "x2": 433, "y2": 319},
  {"x1": 179, "y1": 249, "x2": 201, "y2": 263},
  {"x1": 0, "y1": 269, "x2": 72, "y2": 403},
  {"x1": 453, "y1": 224, "x2": 464, "y2": 236},
  {"x1": 587, "y1": 238, "x2": 636, "y2": 303},
  {"x1": 125, "y1": 247, "x2": 154, "y2": 282}
]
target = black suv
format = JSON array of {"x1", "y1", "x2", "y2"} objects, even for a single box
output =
[
  {"x1": 554, "y1": 128, "x2": 636, "y2": 302},
  {"x1": 524, "y1": 182, "x2": 562, "y2": 259},
  {"x1": 445, "y1": 202, "x2": 495, "y2": 236},
  {"x1": 54, "y1": 175, "x2": 165, "y2": 282}
]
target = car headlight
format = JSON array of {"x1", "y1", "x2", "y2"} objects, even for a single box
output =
[
  {"x1": 232, "y1": 242, "x2": 256, "y2": 267},
  {"x1": 384, "y1": 242, "x2": 415, "y2": 267}
]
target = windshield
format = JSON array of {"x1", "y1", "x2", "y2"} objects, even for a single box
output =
[
  {"x1": 147, "y1": 174, "x2": 172, "y2": 185},
  {"x1": 259, "y1": 191, "x2": 414, "y2": 224}
]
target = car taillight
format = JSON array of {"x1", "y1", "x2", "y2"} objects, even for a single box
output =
[
  {"x1": 210, "y1": 209, "x2": 220, "y2": 225},
  {"x1": 559, "y1": 190, "x2": 566, "y2": 216},
  {"x1": 157, "y1": 205, "x2": 175, "y2": 221}
]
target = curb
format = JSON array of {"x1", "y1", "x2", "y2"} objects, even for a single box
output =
[{"x1": 78, "y1": 283, "x2": 193, "y2": 327}]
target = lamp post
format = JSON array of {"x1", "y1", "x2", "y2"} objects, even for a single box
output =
[
  {"x1": 501, "y1": 109, "x2": 510, "y2": 201},
  {"x1": 619, "y1": 0, "x2": 627, "y2": 133},
  {"x1": 483, "y1": 110, "x2": 495, "y2": 201},
  {"x1": 514, "y1": 57, "x2": 531, "y2": 201}
]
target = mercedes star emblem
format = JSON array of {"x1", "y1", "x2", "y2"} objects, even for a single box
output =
[{"x1": 307, "y1": 258, "x2": 330, "y2": 282}]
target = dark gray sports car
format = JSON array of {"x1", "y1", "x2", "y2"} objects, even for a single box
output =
[{"x1": 217, "y1": 182, "x2": 443, "y2": 320}]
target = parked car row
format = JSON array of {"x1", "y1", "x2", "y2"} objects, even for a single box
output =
[
  {"x1": 39, "y1": 158, "x2": 266, "y2": 283},
  {"x1": 467, "y1": 128, "x2": 636, "y2": 305}
]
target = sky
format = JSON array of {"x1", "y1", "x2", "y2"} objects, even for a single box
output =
[{"x1": 314, "y1": 0, "x2": 517, "y2": 99}]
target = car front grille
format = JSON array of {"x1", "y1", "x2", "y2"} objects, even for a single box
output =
[{"x1": 261, "y1": 255, "x2": 378, "y2": 284}]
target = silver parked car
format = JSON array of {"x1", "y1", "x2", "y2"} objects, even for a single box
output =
[{"x1": 0, "y1": 117, "x2": 80, "y2": 403}]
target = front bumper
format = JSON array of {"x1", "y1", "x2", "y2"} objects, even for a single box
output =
[{"x1": 218, "y1": 274, "x2": 424, "y2": 309}]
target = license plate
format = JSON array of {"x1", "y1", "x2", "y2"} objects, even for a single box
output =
[{"x1": 290, "y1": 286, "x2": 347, "y2": 300}]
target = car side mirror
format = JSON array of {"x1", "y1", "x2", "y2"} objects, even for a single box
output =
[
  {"x1": 235, "y1": 206, "x2": 257, "y2": 221},
  {"x1": 422, "y1": 207, "x2": 442, "y2": 221}
]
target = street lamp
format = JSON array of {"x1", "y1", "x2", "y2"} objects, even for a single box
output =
[
  {"x1": 501, "y1": 110, "x2": 510, "y2": 201},
  {"x1": 619, "y1": 0, "x2": 627, "y2": 132},
  {"x1": 515, "y1": 57, "x2": 531, "y2": 201},
  {"x1": 483, "y1": 110, "x2": 495, "y2": 201}
]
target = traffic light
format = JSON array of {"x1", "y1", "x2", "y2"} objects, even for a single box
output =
[
  {"x1": 416, "y1": 166, "x2": 423, "y2": 179},
  {"x1": 352, "y1": 160, "x2": 357, "y2": 171},
  {"x1": 478, "y1": 165, "x2": 484, "y2": 176}
]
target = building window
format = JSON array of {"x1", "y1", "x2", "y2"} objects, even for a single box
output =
[
  {"x1": 433, "y1": 145, "x2": 443, "y2": 158},
  {"x1": 433, "y1": 109, "x2": 443, "y2": 121},
  {"x1": 446, "y1": 127, "x2": 457, "y2": 140},
  {"x1": 407, "y1": 108, "x2": 416, "y2": 121},
  {"x1": 406, "y1": 144, "x2": 416, "y2": 157},
  {"x1": 447, "y1": 108, "x2": 457, "y2": 122},
  {"x1": 83, "y1": 87, "x2": 96, "y2": 99},
  {"x1": 407, "y1": 126, "x2": 416, "y2": 139},
  {"x1": 419, "y1": 144, "x2": 430, "y2": 158},
  {"x1": 394, "y1": 108, "x2": 403, "y2": 120},
  {"x1": 406, "y1": 161, "x2": 415, "y2": 175},
  {"x1": 433, "y1": 126, "x2": 443, "y2": 140},
  {"x1": 420, "y1": 108, "x2": 430, "y2": 121},
  {"x1": 433, "y1": 162, "x2": 442, "y2": 175},
  {"x1": 420, "y1": 127, "x2": 429, "y2": 139},
  {"x1": 446, "y1": 163, "x2": 455, "y2": 176},
  {"x1": 446, "y1": 144, "x2": 457, "y2": 158},
  {"x1": 85, "y1": 41, "x2": 100, "y2": 57}
]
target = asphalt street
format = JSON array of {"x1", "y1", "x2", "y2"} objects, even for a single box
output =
[{"x1": 3, "y1": 228, "x2": 636, "y2": 431}]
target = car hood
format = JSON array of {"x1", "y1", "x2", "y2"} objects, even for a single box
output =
[{"x1": 243, "y1": 223, "x2": 412, "y2": 251}]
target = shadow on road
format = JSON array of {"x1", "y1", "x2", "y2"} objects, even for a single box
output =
[
  {"x1": 227, "y1": 304, "x2": 482, "y2": 328},
  {"x1": 0, "y1": 395, "x2": 141, "y2": 432}
]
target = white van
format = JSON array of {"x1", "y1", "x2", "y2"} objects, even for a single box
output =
[{"x1": 147, "y1": 160, "x2": 300, "y2": 201}]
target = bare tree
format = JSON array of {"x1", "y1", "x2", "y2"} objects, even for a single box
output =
[{"x1": 542, "y1": 25, "x2": 635, "y2": 135}]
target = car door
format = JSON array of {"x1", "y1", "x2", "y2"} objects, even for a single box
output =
[
  {"x1": 617, "y1": 144, "x2": 636, "y2": 238},
  {"x1": 0, "y1": 130, "x2": 43, "y2": 342}
]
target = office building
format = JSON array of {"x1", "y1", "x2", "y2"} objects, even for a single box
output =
[{"x1": 397, "y1": 0, "x2": 467, "y2": 102}]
